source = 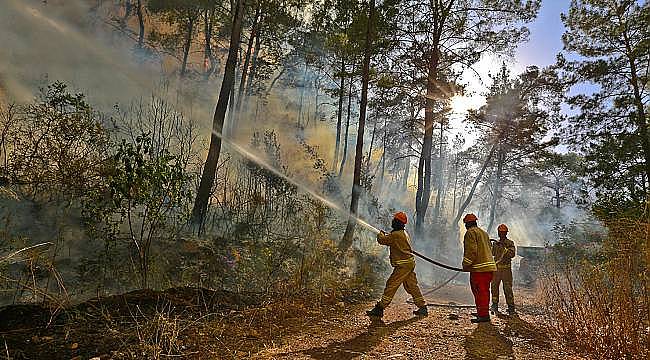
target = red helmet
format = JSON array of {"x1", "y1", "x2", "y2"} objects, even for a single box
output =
[
  {"x1": 497, "y1": 224, "x2": 509, "y2": 232},
  {"x1": 393, "y1": 211, "x2": 408, "y2": 224},
  {"x1": 463, "y1": 213, "x2": 478, "y2": 223}
]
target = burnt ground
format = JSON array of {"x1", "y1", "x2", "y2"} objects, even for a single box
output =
[{"x1": 0, "y1": 285, "x2": 587, "y2": 359}]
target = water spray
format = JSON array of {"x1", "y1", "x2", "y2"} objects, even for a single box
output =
[
  {"x1": 212, "y1": 129, "x2": 383, "y2": 232},
  {"x1": 211, "y1": 129, "x2": 465, "y2": 272},
  {"x1": 0, "y1": 242, "x2": 53, "y2": 264}
]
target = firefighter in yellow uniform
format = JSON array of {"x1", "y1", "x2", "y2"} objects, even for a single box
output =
[
  {"x1": 366, "y1": 212, "x2": 428, "y2": 318},
  {"x1": 462, "y1": 213, "x2": 497, "y2": 323},
  {"x1": 490, "y1": 223, "x2": 517, "y2": 315}
]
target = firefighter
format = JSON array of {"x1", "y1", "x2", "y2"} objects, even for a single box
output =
[
  {"x1": 366, "y1": 212, "x2": 428, "y2": 318},
  {"x1": 491, "y1": 223, "x2": 517, "y2": 315},
  {"x1": 462, "y1": 213, "x2": 497, "y2": 323}
]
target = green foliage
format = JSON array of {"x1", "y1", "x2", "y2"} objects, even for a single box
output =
[
  {"x1": 1, "y1": 81, "x2": 109, "y2": 202},
  {"x1": 108, "y1": 134, "x2": 189, "y2": 215},
  {"x1": 99, "y1": 134, "x2": 190, "y2": 287},
  {"x1": 559, "y1": 0, "x2": 650, "y2": 205}
]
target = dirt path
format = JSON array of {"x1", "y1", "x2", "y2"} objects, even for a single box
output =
[{"x1": 252, "y1": 285, "x2": 586, "y2": 360}]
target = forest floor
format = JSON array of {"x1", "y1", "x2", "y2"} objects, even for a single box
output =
[{"x1": 0, "y1": 284, "x2": 587, "y2": 359}]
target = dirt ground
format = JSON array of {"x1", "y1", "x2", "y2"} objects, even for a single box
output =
[
  {"x1": 253, "y1": 284, "x2": 586, "y2": 360},
  {"x1": 0, "y1": 284, "x2": 588, "y2": 359}
]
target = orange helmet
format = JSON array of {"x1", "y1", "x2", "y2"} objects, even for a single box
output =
[
  {"x1": 463, "y1": 213, "x2": 478, "y2": 223},
  {"x1": 497, "y1": 224, "x2": 509, "y2": 232},
  {"x1": 393, "y1": 211, "x2": 408, "y2": 224}
]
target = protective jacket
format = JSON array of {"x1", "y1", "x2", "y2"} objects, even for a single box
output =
[
  {"x1": 377, "y1": 230, "x2": 415, "y2": 267},
  {"x1": 491, "y1": 238, "x2": 516, "y2": 269},
  {"x1": 463, "y1": 226, "x2": 497, "y2": 272}
]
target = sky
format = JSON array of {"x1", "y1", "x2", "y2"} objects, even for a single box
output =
[{"x1": 515, "y1": 1, "x2": 571, "y2": 70}]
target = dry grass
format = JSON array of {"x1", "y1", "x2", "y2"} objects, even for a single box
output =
[
  {"x1": 132, "y1": 303, "x2": 183, "y2": 359},
  {"x1": 542, "y1": 218, "x2": 649, "y2": 359}
]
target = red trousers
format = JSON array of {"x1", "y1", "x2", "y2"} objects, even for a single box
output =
[{"x1": 470, "y1": 272, "x2": 494, "y2": 317}]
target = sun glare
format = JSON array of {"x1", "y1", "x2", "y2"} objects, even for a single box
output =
[{"x1": 450, "y1": 95, "x2": 480, "y2": 116}]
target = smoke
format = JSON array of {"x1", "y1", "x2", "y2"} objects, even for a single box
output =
[
  {"x1": 0, "y1": 0, "x2": 381, "y2": 209},
  {"x1": 0, "y1": 0, "x2": 158, "y2": 105}
]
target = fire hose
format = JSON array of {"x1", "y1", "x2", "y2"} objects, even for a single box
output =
[
  {"x1": 403, "y1": 240, "x2": 507, "y2": 308},
  {"x1": 410, "y1": 249, "x2": 466, "y2": 272},
  {"x1": 374, "y1": 229, "x2": 466, "y2": 272},
  {"x1": 407, "y1": 251, "x2": 470, "y2": 307}
]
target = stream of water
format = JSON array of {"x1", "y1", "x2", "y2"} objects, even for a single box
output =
[{"x1": 212, "y1": 129, "x2": 383, "y2": 235}]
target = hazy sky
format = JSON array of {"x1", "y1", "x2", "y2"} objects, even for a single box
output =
[
  {"x1": 464, "y1": 1, "x2": 571, "y2": 98},
  {"x1": 449, "y1": 1, "x2": 571, "y2": 144}
]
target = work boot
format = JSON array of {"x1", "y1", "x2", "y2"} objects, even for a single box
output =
[
  {"x1": 507, "y1": 306, "x2": 517, "y2": 315},
  {"x1": 366, "y1": 303, "x2": 384, "y2": 318},
  {"x1": 413, "y1": 306, "x2": 428, "y2": 317},
  {"x1": 471, "y1": 316, "x2": 490, "y2": 323},
  {"x1": 490, "y1": 303, "x2": 499, "y2": 314}
]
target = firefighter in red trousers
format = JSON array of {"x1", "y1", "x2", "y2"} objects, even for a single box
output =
[
  {"x1": 462, "y1": 213, "x2": 497, "y2": 323},
  {"x1": 366, "y1": 212, "x2": 428, "y2": 318}
]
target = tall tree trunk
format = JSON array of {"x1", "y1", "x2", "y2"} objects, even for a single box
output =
[
  {"x1": 136, "y1": 0, "x2": 145, "y2": 48},
  {"x1": 180, "y1": 16, "x2": 195, "y2": 77},
  {"x1": 313, "y1": 73, "x2": 321, "y2": 125},
  {"x1": 487, "y1": 146, "x2": 504, "y2": 233},
  {"x1": 241, "y1": 29, "x2": 262, "y2": 115},
  {"x1": 377, "y1": 117, "x2": 387, "y2": 193},
  {"x1": 298, "y1": 62, "x2": 308, "y2": 126},
  {"x1": 225, "y1": 51, "x2": 239, "y2": 137},
  {"x1": 433, "y1": 119, "x2": 445, "y2": 219},
  {"x1": 265, "y1": 67, "x2": 285, "y2": 96},
  {"x1": 340, "y1": 0, "x2": 374, "y2": 252},
  {"x1": 453, "y1": 143, "x2": 497, "y2": 227},
  {"x1": 121, "y1": 0, "x2": 132, "y2": 27},
  {"x1": 402, "y1": 154, "x2": 410, "y2": 191},
  {"x1": 235, "y1": 6, "x2": 261, "y2": 116},
  {"x1": 451, "y1": 153, "x2": 460, "y2": 217},
  {"x1": 191, "y1": 0, "x2": 246, "y2": 228},
  {"x1": 554, "y1": 176, "x2": 561, "y2": 208},
  {"x1": 333, "y1": 59, "x2": 345, "y2": 170},
  {"x1": 622, "y1": 22, "x2": 650, "y2": 192},
  {"x1": 402, "y1": 109, "x2": 414, "y2": 192},
  {"x1": 365, "y1": 121, "x2": 377, "y2": 174},
  {"x1": 415, "y1": 49, "x2": 439, "y2": 236},
  {"x1": 203, "y1": 6, "x2": 216, "y2": 79},
  {"x1": 338, "y1": 76, "x2": 353, "y2": 177},
  {"x1": 623, "y1": 33, "x2": 650, "y2": 330},
  {"x1": 245, "y1": 29, "x2": 262, "y2": 96}
]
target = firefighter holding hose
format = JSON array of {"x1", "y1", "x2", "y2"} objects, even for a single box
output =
[
  {"x1": 366, "y1": 212, "x2": 428, "y2": 318},
  {"x1": 491, "y1": 223, "x2": 517, "y2": 315},
  {"x1": 462, "y1": 213, "x2": 497, "y2": 323}
]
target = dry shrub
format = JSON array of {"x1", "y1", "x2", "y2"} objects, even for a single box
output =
[
  {"x1": 133, "y1": 304, "x2": 182, "y2": 359},
  {"x1": 543, "y1": 218, "x2": 649, "y2": 359}
]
